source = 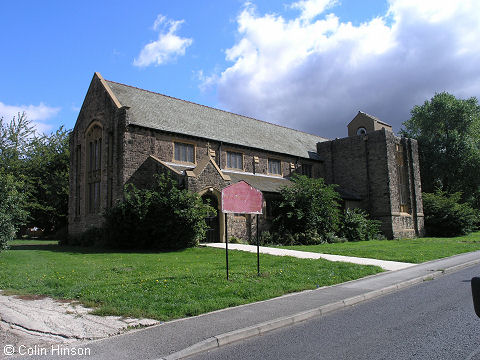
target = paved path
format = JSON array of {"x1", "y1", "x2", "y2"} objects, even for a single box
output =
[{"x1": 203, "y1": 243, "x2": 414, "y2": 271}]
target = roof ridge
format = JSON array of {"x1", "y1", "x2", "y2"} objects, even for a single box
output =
[
  {"x1": 105, "y1": 79, "x2": 329, "y2": 141},
  {"x1": 358, "y1": 111, "x2": 391, "y2": 126}
]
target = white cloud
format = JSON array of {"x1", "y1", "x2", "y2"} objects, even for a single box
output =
[
  {"x1": 290, "y1": 0, "x2": 337, "y2": 21},
  {"x1": 0, "y1": 102, "x2": 60, "y2": 134},
  {"x1": 134, "y1": 14, "x2": 193, "y2": 67},
  {"x1": 196, "y1": 70, "x2": 220, "y2": 92},
  {"x1": 212, "y1": 0, "x2": 480, "y2": 138}
]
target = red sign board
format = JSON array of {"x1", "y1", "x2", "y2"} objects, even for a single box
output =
[{"x1": 221, "y1": 181, "x2": 263, "y2": 214}]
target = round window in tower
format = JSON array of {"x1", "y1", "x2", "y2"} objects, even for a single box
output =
[{"x1": 356, "y1": 127, "x2": 367, "y2": 135}]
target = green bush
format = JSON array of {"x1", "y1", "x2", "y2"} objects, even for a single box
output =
[
  {"x1": 0, "y1": 172, "x2": 27, "y2": 251},
  {"x1": 249, "y1": 230, "x2": 275, "y2": 246},
  {"x1": 341, "y1": 208, "x2": 381, "y2": 242},
  {"x1": 423, "y1": 191, "x2": 478, "y2": 237},
  {"x1": 272, "y1": 175, "x2": 341, "y2": 245},
  {"x1": 229, "y1": 236, "x2": 246, "y2": 244},
  {"x1": 103, "y1": 174, "x2": 215, "y2": 250}
]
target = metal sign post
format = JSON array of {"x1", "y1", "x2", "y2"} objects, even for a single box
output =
[
  {"x1": 221, "y1": 181, "x2": 263, "y2": 279},
  {"x1": 225, "y1": 215, "x2": 229, "y2": 281},
  {"x1": 256, "y1": 214, "x2": 260, "y2": 276}
]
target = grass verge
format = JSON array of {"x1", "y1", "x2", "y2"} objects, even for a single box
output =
[
  {"x1": 0, "y1": 240, "x2": 382, "y2": 321},
  {"x1": 280, "y1": 231, "x2": 480, "y2": 263}
]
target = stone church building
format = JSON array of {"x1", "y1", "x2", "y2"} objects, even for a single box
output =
[{"x1": 68, "y1": 72, "x2": 424, "y2": 242}]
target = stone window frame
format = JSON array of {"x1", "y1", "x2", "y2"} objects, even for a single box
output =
[
  {"x1": 75, "y1": 144, "x2": 81, "y2": 217},
  {"x1": 107, "y1": 132, "x2": 114, "y2": 208},
  {"x1": 395, "y1": 143, "x2": 411, "y2": 214},
  {"x1": 267, "y1": 157, "x2": 282, "y2": 176},
  {"x1": 85, "y1": 121, "x2": 103, "y2": 214},
  {"x1": 225, "y1": 149, "x2": 245, "y2": 171},
  {"x1": 172, "y1": 140, "x2": 196, "y2": 165}
]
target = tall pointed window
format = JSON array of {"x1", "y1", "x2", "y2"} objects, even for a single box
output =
[
  {"x1": 396, "y1": 143, "x2": 410, "y2": 213},
  {"x1": 86, "y1": 124, "x2": 103, "y2": 213},
  {"x1": 75, "y1": 145, "x2": 81, "y2": 216}
]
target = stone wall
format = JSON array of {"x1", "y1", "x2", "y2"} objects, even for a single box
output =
[
  {"x1": 317, "y1": 129, "x2": 424, "y2": 238},
  {"x1": 68, "y1": 74, "x2": 126, "y2": 236},
  {"x1": 186, "y1": 161, "x2": 230, "y2": 193},
  {"x1": 122, "y1": 125, "x2": 323, "y2": 182}
]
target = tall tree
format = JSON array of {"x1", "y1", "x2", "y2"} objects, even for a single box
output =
[
  {"x1": 25, "y1": 127, "x2": 70, "y2": 233},
  {"x1": 0, "y1": 113, "x2": 70, "y2": 236},
  {"x1": 401, "y1": 92, "x2": 480, "y2": 207},
  {"x1": 0, "y1": 171, "x2": 27, "y2": 250},
  {"x1": 0, "y1": 112, "x2": 34, "y2": 177}
]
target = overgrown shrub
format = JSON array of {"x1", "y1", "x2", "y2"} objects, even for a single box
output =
[
  {"x1": 103, "y1": 174, "x2": 214, "y2": 250},
  {"x1": 229, "y1": 236, "x2": 245, "y2": 244},
  {"x1": 341, "y1": 208, "x2": 381, "y2": 242},
  {"x1": 423, "y1": 190, "x2": 478, "y2": 237},
  {"x1": 272, "y1": 174, "x2": 341, "y2": 245},
  {"x1": 249, "y1": 230, "x2": 275, "y2": 246},
  {"x1": 0, "y1": 172, "x2": 27, "y2": 251}
]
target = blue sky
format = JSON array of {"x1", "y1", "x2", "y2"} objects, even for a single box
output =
[{"x1": 1, "y1": 0, "x2": 479, "y2": 138}]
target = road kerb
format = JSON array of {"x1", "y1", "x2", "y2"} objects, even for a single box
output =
[
  {"x1": 162, "y1": 337, "x2": 218, "y2": 360},
  {"x1": 258, "y1": 316, "x2": 294, "y2": 334},
  {"x1": 158, "y1": 259, "x2": 480, "y2": 360},
  {"x1": 291, "y1": 309, "x2": 322, "y2": 323},
  {"x1": 396, "y1": 277, "x2": 422, "y2": 289},
  {"x1": 215, "y1": 325, "x2": 260, "y2": 347},
  {"x1": 343, "y1": 294, "x2": 366, "y2": 306},
  {"x1": 319, "y1": 300, "x2": 344, "y2": 315}
]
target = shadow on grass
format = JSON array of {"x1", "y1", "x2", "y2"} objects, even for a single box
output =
[{"x1": 8, "y1": 242, "x2": 192, "y2": 255}]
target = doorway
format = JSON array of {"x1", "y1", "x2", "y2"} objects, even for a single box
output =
[{"x1": 202, "y1": 193, "x2": 220, "y2": 243}]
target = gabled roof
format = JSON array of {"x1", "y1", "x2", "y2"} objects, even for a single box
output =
[
  {"x1": 353, "y1": 111, "x2": 392, "y2": 127},
  {"x1": 104, "y1": 78, "x2": 328, "y2": 159},
  {"x1": 185, "y1": 155, "x2": 231, "y2": 181}
]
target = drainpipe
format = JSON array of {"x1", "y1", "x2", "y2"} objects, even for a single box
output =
[{"x1": 219, "y1": 141, "x2": 223, "y2": 169}]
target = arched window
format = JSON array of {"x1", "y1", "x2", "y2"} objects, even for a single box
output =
[
  {"x1": 395, "y1": 143, "x2": 410, "y2": 213},
  {"x1": 86, "y1": 123, "x2": 103, "y2": 213}
]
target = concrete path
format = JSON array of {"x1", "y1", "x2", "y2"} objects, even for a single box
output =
[{"x1": 203, "y1": 243, "x2": 414, "y2": 271}]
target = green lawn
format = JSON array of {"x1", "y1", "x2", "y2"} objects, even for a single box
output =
[
  {"x1": 0, "y1": 240, "x2": 382, "y2": 321},
  {"x1": 280, "y1": 231, "x2": 480, "y2": 263}
]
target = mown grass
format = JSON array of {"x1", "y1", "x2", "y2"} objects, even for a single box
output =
[
  {"x1": 281, "y1": 231, "x2": 480, "y2": 263},
  {"x1": 0, "y1": 240, "x2": 382, "y2": 321}
]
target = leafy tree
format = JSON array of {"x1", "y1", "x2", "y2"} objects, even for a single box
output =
[
  {"x1": 272, "y1": 174, "x2": 341, "y2": 244},
  {"x1": 24, "y1": 127, "x2": 70, "y2": 233},
  {"x1": 0, "y1": 171, "x2": 27, "y2": 250},
  {"x1": 0, "y1": 113, "x2": 70, "y2": 237},
  {"x1": 0, "y1": 112, "x2": 34, "y2": 178},
  {"x1": 401, "y1": 92, "x2": 480, "y2": 207}
]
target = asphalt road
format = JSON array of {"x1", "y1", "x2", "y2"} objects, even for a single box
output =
[{"x1": 192, "y1": 264, "x2": 480, "y2": 360}]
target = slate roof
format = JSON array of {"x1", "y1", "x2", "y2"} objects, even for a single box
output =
[{"x1": 105, "y1": 80, "x2": 328, "y2": 159}]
